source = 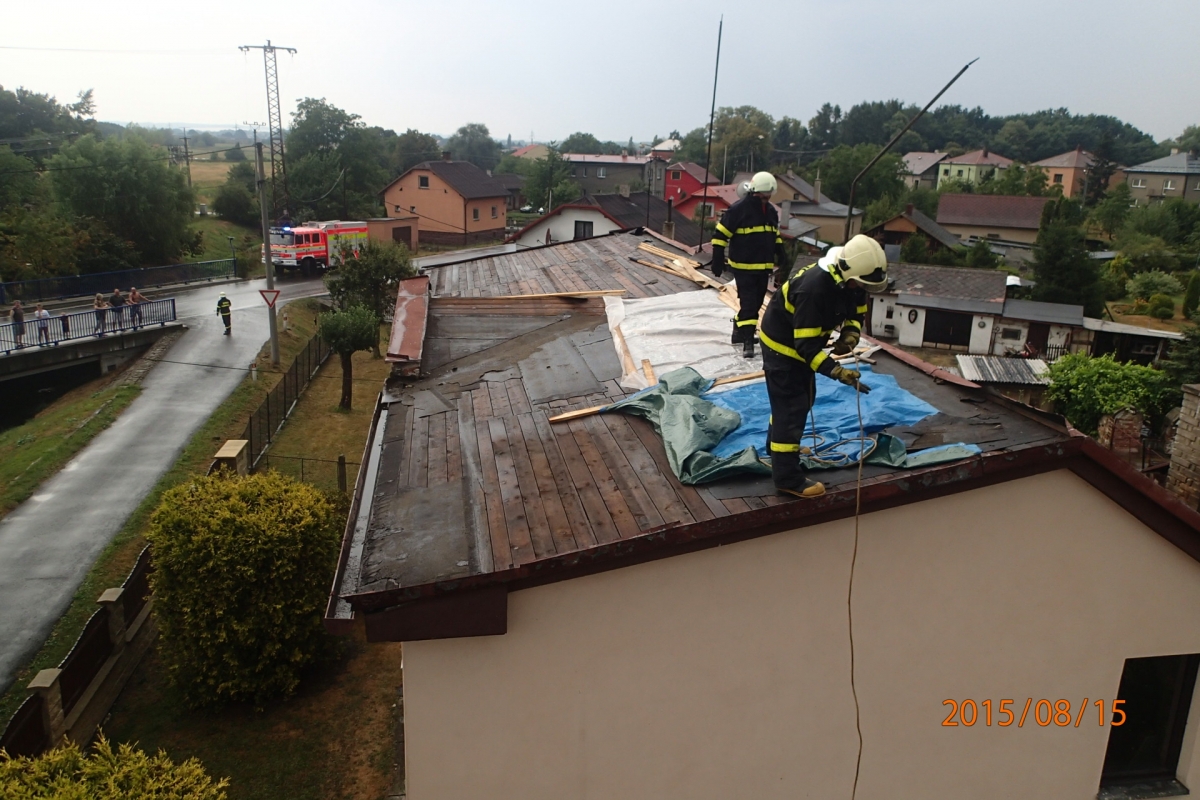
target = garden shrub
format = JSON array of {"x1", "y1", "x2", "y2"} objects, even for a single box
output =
[
  {"x1": 1148, "y1": 293, "x2": 1176, "y2": 320},
  {"x1": 1046, "y1": 353, "x2": 1178, "y2": 436},
  {"x1": 1183, "y1": 271, "x2": 1200, "y2": 320},
  {"x1": 0, "y1": 735, "x2": 227, "y2": 798},
  {"x1": 147, "y1": 470, "x2": 339, "y2": 708},
  {"x1": 1126, "y1": 270, "x2": 1183, "y2": 301}
]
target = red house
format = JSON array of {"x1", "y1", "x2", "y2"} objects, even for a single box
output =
[{"x1": 664, "y1": 162, "x2": 718, "y2": 203}]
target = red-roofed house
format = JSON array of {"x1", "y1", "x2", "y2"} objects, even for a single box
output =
[
  {"x1": 936, "y1": 193, "x2": 1050, "y2": 245},
  {"x1": 936, "y1": 148, "x2": 1014, "y2": 189},
  {"x1": 511, "y1": 144, "x2": 549, "y2": 160},
  {"x1": 1032, "y1": 147, "x2": 1096, "y2": 199},
  {"x1": 674, "y1": 184, "x2": 740, "y2": 221},
  {"x1": 664, "y1": 162, "x2": 719, "y2": 204}
]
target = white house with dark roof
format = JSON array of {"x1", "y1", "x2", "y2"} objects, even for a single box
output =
[{"x1": 902, "y1": 151, "x2": 950, "y2": 190}]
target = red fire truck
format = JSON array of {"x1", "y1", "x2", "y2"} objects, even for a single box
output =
[{"x1": 266, "y1": 220, "x2": 369, "y2": 273}]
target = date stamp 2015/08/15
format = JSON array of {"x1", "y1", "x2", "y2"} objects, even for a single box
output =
[{"x1": 942, "y1": 699, "x2": 1126, "y2": 728}]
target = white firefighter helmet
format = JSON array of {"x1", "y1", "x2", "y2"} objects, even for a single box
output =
[
  {"x1": 837, "y1": 235, "x2": 888, "y2": 289},
  {"x1": 749, "y1": 171, "x2": 777, "y2": 195}
]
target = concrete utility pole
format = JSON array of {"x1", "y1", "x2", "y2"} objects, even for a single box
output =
[
  {"x1": 180, "y1": 135, "x2": 193, "y2": 189},
  {"x1": 255, "y1": 142, "x2": 280, "y2": 366}
]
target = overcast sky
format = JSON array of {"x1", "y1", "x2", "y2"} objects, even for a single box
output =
[{"x1": 4, "y1": 0, "x2": 1197, "y2": 145}]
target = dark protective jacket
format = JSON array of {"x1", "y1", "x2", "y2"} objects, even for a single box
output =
[
  {"x1": 711, "y1": 195, "x2": 786, "y2": 271},
  {"x1": 216, "y1": 297, "x2": 232, "y2": 317},
  {"x1": 758, "y1": 262, "x2": 868, "y2": 376}
]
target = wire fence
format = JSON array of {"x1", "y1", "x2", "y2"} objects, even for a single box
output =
[
  {"x1": 0, "y1": 298, "x2": 177, "y2": 355},
  {"x1": 0, "y1": 259, "x2": 235, "y2": 305},
  {"x1": 238, "y1": 333, "x2": 332, "y2": 469},
  {"x1": 257, "y1": 454, "x2": 360, "y2": 496}
]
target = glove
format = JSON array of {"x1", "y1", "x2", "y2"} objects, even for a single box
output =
[
  {"x1": 830, "y1": 328, "x2": 860, "y2": 356},
  {"x1": 711, "y1": 245, "x2": 726, "y2": 278},
  {"x1": 830, "y1": 365, "x2": 871, "y2": 394}
]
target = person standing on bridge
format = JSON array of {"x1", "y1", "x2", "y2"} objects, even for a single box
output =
[
  {"x1": 109, "y1": 288, "x2": 126, "y2": 332},
  {"x1": 92, "y1": 293, "x2": 108, "y2": 336},
  {"x1": 34, "y1": 304, "x2": 50, "y2": 346},
  {"x1": 128, "y1": 287, "x2": 148, "y2": 328},
  {"x1": 216, "y1": 292, "x2": 232, "y2": 336},
  {"x1": 8, "y1": 300, "x2": 24, "y2": 349}
]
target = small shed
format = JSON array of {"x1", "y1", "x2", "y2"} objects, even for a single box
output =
[{"x1": 956, "y1": 355, "x2": 1050, "y2": 408}]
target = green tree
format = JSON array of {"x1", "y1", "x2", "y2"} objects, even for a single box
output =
[
  {"x1": 49, "y1": 134, "x2": 194, "y2": 264},
  {"x1": 1126, "y1": 270, "x2": 1183, "y2": 300},
  {"x1": 963, "y1": 239, "x2": 1000, "y2": 268},
  {"x1": 324, "y1": 239, "x2": 414, "y2": 355},
  {"x1": 0, "y1": 85, "x2": 95, "y2": 147},
  {"x1": 807, "y1": 103, "x2": 843, "y2": 151},
  {"x1": 1030, "y1": 197, "x2": 1104, "y2": 315},
  {"x1": 1165, "y1": 125, "x2": 1200, "y2": 154},
  {"x1": 900, "y1": 233, "x2": 930, "y2": 264},
  {"x1": 1046, "y1": 353, "x2": 1178, "y2": 436},
  {"x1": 711, "y1": 106, "x2": 774, "y2": 174},
  {"x1": 446, "y1": 122, "x2": 501, "y2": 170},
  {"x1": 212, "y1": 181, "x2": 258, "y2": 227},
  {"x1": 673, "y1": 126, "x2": 709, "y2": 166},
  {"x1": 147, "y1": 471, "x2": 339, "y2": 708},
  {"x1": 0, "y1": 205, "x2": 78, "y2": 281},
  {"x1": 1116, "y1": 231, "x2": 1179, "y2": 273},
  {"x1": 1090, "y1": 183, "x2": 1133, "y2": 237},
  {"x1": 1163, "y1": 318, "x2": 1200, "y2": 387},
  {"x1": 524, "y1": 148, "x2": 579, "y2": 209},
  {"x1": 392, "y1": 128, "x2": 440, "y2": 174},
  {"x1": 1183, "y1": 271, "x2": 1200, "y2": 319},
  {"x1": 0, "y1": 735, "x2": 228, "y2": 798},
  {"x1": 286, "y1": 97, "x2": 360, "y2": 160},
  {"x1": 223, "y1": 143, "x2": 246, "y2": 161},
  {"x1": 803, "y1": 144, "x2": 905, "y2": 207},
  {"x1": 559, "y1": 132, "x2": 608, "y2": 154},
  {"x1": 319, "y1": 306, "x2": 380, "y2": 409},
  {"x1": 287, "y1": 99, "x2": 390, "y2": 220}
]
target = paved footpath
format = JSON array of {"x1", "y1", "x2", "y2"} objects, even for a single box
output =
[{"x1": 0, "y1": 277, "x2": 327, "y2": 693}]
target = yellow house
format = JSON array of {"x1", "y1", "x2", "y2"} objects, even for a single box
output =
[
  {"x1": 936, "y1": 148, "x2": 1014, "y2": 188},
  {"x1": 380, "y1": 156, "x2": 509, "y2": 246},
  {"x1": 1032, "y1": 146, "x2": 1095, "y2": 199}
]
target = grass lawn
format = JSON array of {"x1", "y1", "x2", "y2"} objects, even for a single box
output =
[
  {"x1": 0, "y1": 300, "x2": 320, "y2": 726},
  {"x1": 99, "y1": 324, "x2": 402, "y2": 800},
  {"x1": 1108, "y1": 295, "x2": 1192, "y2": 333},
  {"x1": 189, "y1": 159, "x2": 234, "y2": 206},
  {"x1": 0, "y1": 375, "x2": 141, "y2": 521}
]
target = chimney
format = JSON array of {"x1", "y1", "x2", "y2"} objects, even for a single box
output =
[
  {"x1": 662, "y1": 199, "x2": 676, "y2": 240},
  {"x1": 982, "y1": 147, "x2": 989, "y2": 158},
  {"x1": 906, "y1": 203, "x2": 914, "y2": 215},
  {"x1": 619, "y1": 184, "x2": 630, "y2": 198},
  {"x1": 813, "y1": 177, "x2": 822, "y2": 203},
  {"x1": 782, "y1": 199, "x2": 792, "y2": 219},
  {"x1": 441, "y1": 150, "x2": 452, "y2": 161},
  {"x1": 1167, "y1": 384, "x2": 1200, "y2": 508}
]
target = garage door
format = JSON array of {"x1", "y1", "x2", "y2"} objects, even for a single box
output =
[{"x1": 923, "y1": 309, "x2": 973, "y2": 347}]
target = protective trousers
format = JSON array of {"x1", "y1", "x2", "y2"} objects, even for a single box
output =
[
  {"x1": 763, "y1": 346, "x2": 816, "y2": 490},
  {"x1": 731, "y1": 268, "x2": 770, "y2": 343},
  {"x1": 221, "y1": 312, "x2": 231, "y2": 331}
]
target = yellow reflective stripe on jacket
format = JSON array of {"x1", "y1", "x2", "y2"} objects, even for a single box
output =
[
  {"x1": 734, "y1": 225, "x2": 778, "y2": 235},
  {"x1": 781, "y1": 280, "x2": 794, "y2": 313},
  {"x1": 735, "y1": 318, "x2": 758, "y2": 327},
  {"x1": 728, "y1": 260, "x2": 774, "y2": 271},
  {"x1": 715, "y1": 222, "x2": 733, "y2": 238},
  {"x1": 711, "y1": 237, "x2": 729, "y2": 247},
  {"x1": 759, "y1": 330, "x2": 802, "y2": 361},
  {"x1": 769, "y1": 441, "x2": 800, "y2": 453},
  {"x1": 809, "y1": 350, "x2": 829, "y2": 373},
  {"x1": 856, "y1": 304, "x2": 868, "y2": 314},
  {"x1": 843, "y1": 320, "x2": 862, "y2": 332},
  {"x1": 794, "y1": 327, "x2": 825, "y2": 339}
]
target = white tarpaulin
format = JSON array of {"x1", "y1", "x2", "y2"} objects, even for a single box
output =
[{"x1": 604, "y1": 292, "x2": 752, "y2": 390}]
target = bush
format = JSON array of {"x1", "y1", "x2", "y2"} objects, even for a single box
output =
[
  {"x1": 1126, "y1": 270, "x2": 1183, "y2": 301},
  {"x1": 147, "y1": 471, "x2": 340, "y2": 708},
  {"x1": 1148, "y1": 293, "x2": 1176, "y2": 319},
  {"x1": 224, "y1": 144, "x2": 246, "y2": 162},
  {"x1": 1184, "y1": 271, "x2": 1200, "y2": 320},
  {"x1": 1046, "y1": 353, "x2": 1178, "y2": 436},
  {"x1": 0, "y1": 735, "x2": 228, "y2": 798},
  {"x1": 211, "y1": 183, "x2": 258, "y2": 228}
]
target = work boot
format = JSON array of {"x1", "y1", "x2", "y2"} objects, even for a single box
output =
[
  {"x1": 743, "y1": 339, "x2": 756, "y2": 358},
  {"x1": 730, "y1": 319, "x2": 744, "y2": 345},
  {"x1": 776, "y1": 478, "x2": 826, "y2": 499}
]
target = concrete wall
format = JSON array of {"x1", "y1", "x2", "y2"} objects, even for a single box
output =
[
  {"x1": 896, "y1": 303, "x2": 925, "y2": 347},
  {"x1": 992, "y1": 319, "x2": 1028, "y2": 355},
  {"x1": 1167, "y1": 384, "x2": 1200, "y2": 509},
  {"x1": 403, "y1": 470, "x2": 1200, "y2": 799},
  {"x1": 969, "y1": 313, "x2": 994, "y2": 353},
  {"x1": 512, "y1": 209, "x2": 619, "y2": 249},
  {"x1": 869, "y1": 294, "x2": 898, "y2": 338}
]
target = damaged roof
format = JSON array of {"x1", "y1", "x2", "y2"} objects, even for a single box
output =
[{"x1": 326, "y1": 232, "x2": 1200, "y2": 642}]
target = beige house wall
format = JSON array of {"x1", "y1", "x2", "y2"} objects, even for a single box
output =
[
  {"x1": 800, "y1": 214, "x2": 860, "y2": 244},
  {"x1": 382, "y1": 168, "x2": 506, "y2": 235},
  {"x1": 403, "y1": 470, "x2": 1200, "y2": 800},
  {"x1": 941, "y1": 222, "x2": 1039, "y2": 245}
]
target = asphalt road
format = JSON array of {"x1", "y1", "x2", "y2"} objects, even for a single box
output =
[{"x1": 0, "y1": 277, "x2": 327, "y2": 694}]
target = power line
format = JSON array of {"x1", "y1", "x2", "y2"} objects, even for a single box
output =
[{"x1": 0, "y1": 45, "x2": 227, "y2": 54}]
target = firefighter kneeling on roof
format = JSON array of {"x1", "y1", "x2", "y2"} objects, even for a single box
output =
[
  {"x1": 759, "y1": 234, "x2": 888, "y2": 499},
  {"x1": 710, "y1": 171, "x2": 785, "y2": 355}
]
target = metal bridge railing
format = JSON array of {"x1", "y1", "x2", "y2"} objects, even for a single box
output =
[
  {"x1": 1, "y1": 298, "x2": 177, "y2": 355},
  {"x1": 0, "y1": 259, "x2": 235, "y2": 305}
]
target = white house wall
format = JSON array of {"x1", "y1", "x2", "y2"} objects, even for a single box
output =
[
  {"x1": 897, "y1": 304, "x2": 925, "y2": 347},
  {"x1": 969, "y1": 314, "x2": 994, "y2": 354},
  {"x1": 993, "y1": 320, "x2": 1029, "y2": 355},
  {"x1": 513, "y1": 210, "x2": 618, "y2": 249}
]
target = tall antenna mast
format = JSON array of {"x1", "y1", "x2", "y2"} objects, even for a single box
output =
[
  {"x1": 698, "y1": 17, "x2": 723, "y2": 248},
  {"x1": 239, "y1": 40, "x2": 297, "y2": 220}
]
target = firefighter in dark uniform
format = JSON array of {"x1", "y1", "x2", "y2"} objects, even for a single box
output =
[
  {"x1": 710, "y1": 171, "x2": 786, "y2": 357},
  {"x1": 758, "y1": 234, "x2": 888, "y2": 498},
  {"x1": 216, "y1": 291, "x2": 232, "y2": 335}
]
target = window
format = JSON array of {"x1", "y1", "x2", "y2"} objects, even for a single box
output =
[
  {"x1": 571, "y1": 167, "x2": 577, "y2": 177},
  {"x1": 491, "y1": 205, "x2": 497, "y2": 218},
  {"x1": 942, "y1": 168, "x2": 950, "y2": 176},
  {"x1": 1001, "y1": 328, "x2": 1023, "y2": 340},
  {"x1": 987, "y1": 233, "x2": 1001, "y2": 239},
  {"x1": 582, "y1": 166, "x2": 588, "y2": 177},
  {"x1": 885, "y1": 306, "x2": 894, "y2": 319},
  {"x1": 1132, "y1": 178, "x2": 1147, "y2": 188},
  {"x1": 1164, "y1": 179, "x2": 1176, "y2": 191},
  {"x1": 418, "y1": 175, "x2": 430, "y2": 189},
  {"x1": 1099, "y1": 654, "x2": 1199, "y2": 794},
  {"x1": 1053, "y1": 173, "x2": 1064, "y2": 184},
  {"x1": 472, "y1": 208, "x2": 479, "y2": 221},
  {"x1": 697, "y1": 202, "x2": 714, "y2": 218},
  {"x1": 671, "y1": 170, "x2": 681, "y2": 180},
  {"x1": 597, "y1": 167, "x2": 606, "y2": 178},
  {"x1": 957, "y1": 169, "x2": 964, "y2": 177},
  {"x1": 573, "y1": 220, "x2": 594, "y2": 240},
  {"x1": 658, "y1": 168, "x2": 663, "y2": 179},
  {"x1": 793, "y1": 192, "x2": 801, "y2": 200}
]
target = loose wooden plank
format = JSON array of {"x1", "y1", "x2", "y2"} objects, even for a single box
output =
[
  {"x1": 721, "y1": 497, "x2": 752, "y2": 514},
  {"x1": 567, "y1": 418, "x2": 641, "y2": 539},
  {"x1": 486, "y1": 379, "x2": 512, "y2": 418},
  {"x1": 611, "y1": 324, "x2": 638, "y2": 379},
  {"x1": 469, "y1": 392, "x2": 511, "y2": 571},
  {"x1": 548, "y1": 404, "x2": 608, "y2": 423},
  {"x1": 503, "y1": 416, "x2": 557, "y2": 559},
  {"x1": 408, "y1": 410, "x2": 430, "y2": 489},
  {"x1": 696, "y1": 487, "x2": 733, "y2": 518},
  {"x1": 426, "y1": 411, "x2": 448, "y2": 486},
  {"x1": 394, "y1": 404, "x2": 416, "y2": 489},
  {"x1": 456, "y1": 395, "x2": 492, "y2": 573},
  {"x1": 641, "y1": 359, "x2": 656, "y2": 384},
  {"x1": 711, "y1": 370, "x2": 765, "y2": 387},
  {"x1": 518, "y1": 412, "x2": 582, "y2": 553},
  {"x1": 504, "y1": 378, "x2": 534, "y2": 415},
  {"x1": 582, "y1": 413, "x2": 665, "y2": 532},
  {"x1": 601, "y1": 413, "x2": 694, "y2": 527},
  {"x1": 488, "y1": 417, "x2": 536, "y2": 565},
  {"x1": 550, "y1": 417, "x2": 622, "y2": 545}
]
